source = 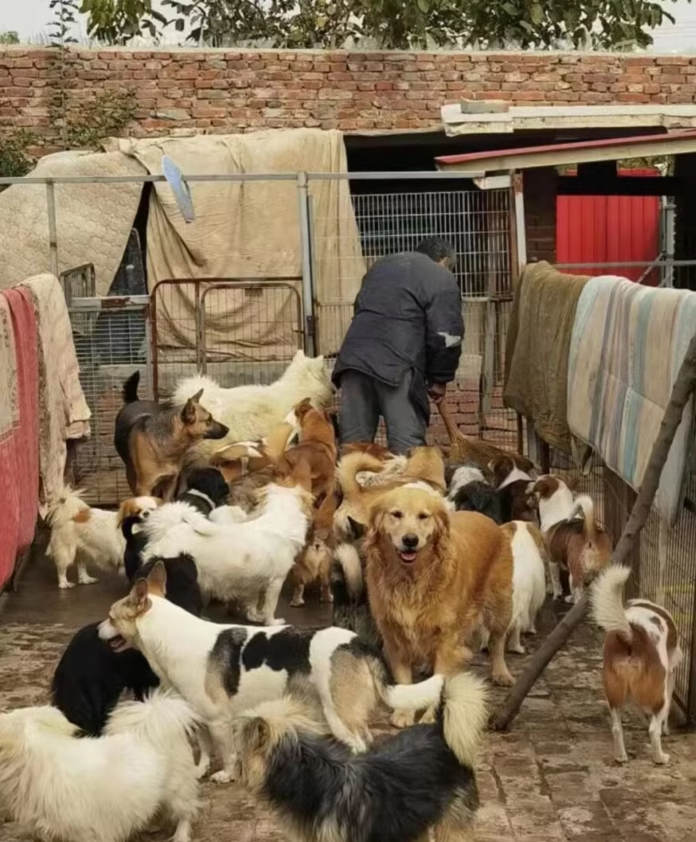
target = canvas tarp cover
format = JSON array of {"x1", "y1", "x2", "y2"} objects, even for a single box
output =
[
  {"x1": 107, "y1": 130, "x2": 365, "y2": 361},
  {"x1": 0, "y1": 150, "x2": 145, "y2": 294}
]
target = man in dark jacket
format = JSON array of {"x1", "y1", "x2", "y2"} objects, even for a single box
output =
[{"x1": 332, "y1": 236, "x2": 463, "y2": 454}]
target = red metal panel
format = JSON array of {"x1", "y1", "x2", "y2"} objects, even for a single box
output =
[{"x1": 556, "y1": 168, "x2": 661, "y2": 284}]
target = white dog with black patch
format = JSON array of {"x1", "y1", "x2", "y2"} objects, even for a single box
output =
[{"x1": 99, "y1": 562, "x2": 446, "y2": 785}]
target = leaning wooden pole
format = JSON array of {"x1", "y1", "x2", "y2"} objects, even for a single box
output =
[{"x1": 490, "y1": 330, "x2": 696, "y2": 732}]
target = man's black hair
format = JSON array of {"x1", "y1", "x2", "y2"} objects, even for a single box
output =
[{"x1": 415, "y1": 236, "x2": 456, "y2": 269}]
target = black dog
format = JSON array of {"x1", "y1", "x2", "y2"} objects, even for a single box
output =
[
  {"x1": 449, "y1": 480, "x2": 503, "y2": 524},
  {"x1": 51, "y1": 552, "x2": 203, "y2": 736}
]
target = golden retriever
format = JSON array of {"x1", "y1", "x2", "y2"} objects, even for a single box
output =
[{"x1": 365, "y1": 486, "x2": 514, "y2": 727}]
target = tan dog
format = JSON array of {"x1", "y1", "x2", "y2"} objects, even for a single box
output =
[
  {"x1": 276, "y1": 398, "x2": 338, "y2": 501},
  {"x1": 114, "y1": 372, "x2": 229, "y2": 502},
  {"x1": 289, "y1": 490, "x2": 338, "y2": 608},
  {"x1": 335, "y1": 446, "x2": 447, "y2": 540},
  {"x1": 365, "y1": 486, "x2": 514, "y2": 727}
]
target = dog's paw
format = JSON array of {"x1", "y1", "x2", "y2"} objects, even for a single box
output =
[
  {"x1": 78, "y1": 575, "x2": 99, "y2": 585},
  {"x1": 266, "y1": 617, "x2": 286, "y2": 626},
  {"x1": 492, "y1": 670, "x2": 515, "y2": 687},
  {"x1": 246, "y1": 609, "x2": 264, "y2": 623},
  {"x1": 320, "y1": 592, "x2": 335, "y2": 604},
  {"x1": 419, "y1": 707, "x2": 437, "y2": 725},
  {"x1": 290, "y1": 597, "x2": 305, "y2": 607},
  {"x1": 614, "y1": 752, "x2": 629, "y2": 765},
  {"x1": 653, "y1": 751, "x2": 670, "y2": 765},
  {"x1": 210, "y1": 769, "x2": 235, "y2": 784},
  {"x1": 508, "y1": 644, "x2": 526, "y2": 655},
  {"x1": 194, "y1": 761, "x2": 210, "y2": 780},
  {"x1": 390, "y1": 710, "x2": 415, "y2": 729},
  {"x1": 564, "y1": 594, "x2": 576, "y2": 605},
  {"x1": 58, "y1": 580, "x2": 75, "y2": 590}
]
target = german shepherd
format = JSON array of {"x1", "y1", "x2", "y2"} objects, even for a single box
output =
[{"x1": 114, "y1": 371, "x2": 229, "y2": 502}]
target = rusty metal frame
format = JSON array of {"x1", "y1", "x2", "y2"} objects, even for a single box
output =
[{"x1": 150, "y1": 277, "x2": 303, "y2": 398}]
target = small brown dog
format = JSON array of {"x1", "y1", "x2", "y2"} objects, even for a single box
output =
[
  {"x1": 529, "y1": 474, "x2": 612, "y2": 603},
  {"x1": 276, "y1": 398, "x2": 338, "y2": 502},
  {"x1": 289, "y1": 490, "x2": 339, "y2": 608},
  {"x1": 365, "y1": 486, "x2": 514, "y2": 728},
  {"x1": 114, "y1": 372, "x2": 228, "y2": 501}
]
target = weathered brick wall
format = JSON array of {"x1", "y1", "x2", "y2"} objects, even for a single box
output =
[{"x1": 1, "y1": 47, "x2": 695, "y2": 139}]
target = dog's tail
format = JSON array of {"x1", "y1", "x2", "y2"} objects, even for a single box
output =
[
  {"x1": 441, "y1": 672, "x2": 489, "y2": 768},
  {"x1": 122, "y1": 371, "x2": 140, "y2": 404},
  {"x1": 378, "y1": 672, "x2": 445, "y2": 713},
  {"x1": 333, "y1": 543, "x2": 364, "y2": 602},
  {"x1": 104, "y1": 688, "x2": 200, "y2": 747},
  {"x1": 337, "y1": 452, "x2": 386, "y2": 497},
  {"x1": 262, "y1": 420, "x2": 296, "y2": 462},
  {"x1": 591, "y1": 565, "x2": 632, "y2": 643},
  {"x1": 45, "y1": 484, "x2": 89, "y2": 529},
  {"x1": 573, "y1": 494, "x2": 599, "y2": 543},
  {"x1": 144, "y1": 501, "x2": 219, "y2": 544}
]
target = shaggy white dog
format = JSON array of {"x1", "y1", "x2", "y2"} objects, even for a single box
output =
[
  {"x1": 0, "y1": 690, "x2": 200, "y2": 842},
  {"x1": 173, "y1": 351, "x2": 334, "y2": 457}
]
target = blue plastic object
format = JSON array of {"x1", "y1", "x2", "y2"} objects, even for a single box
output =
[{"x1": 162, "y1": 155, "x2": 195, "y2": 222}]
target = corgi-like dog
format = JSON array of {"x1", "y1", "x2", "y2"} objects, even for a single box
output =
[
  {"x1": 0, "y1": 690, "x2": 200, "y2": 842},
  {"x1": 591, "y1": 565, "x2": 682, "y2": 765},
  {"x1": 46, "y1": 486, "x2": 160, "y2": 589},
  {"x1": 529, "y1": 475, "x2": 612, "y2": 603}
]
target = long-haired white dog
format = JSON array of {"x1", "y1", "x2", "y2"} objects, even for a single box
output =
[
  {"x1": 173, "y1": 350, "x2": 333, "y2": 455},
  {"x1": 143, "y1": 467, "x2": 313, "y2": 625},
  {"x1": 46, "y1": 485, "x2": 160, "y2": 589},
  {"x1": 0, "y1": 690, "x2": 200, "y2": 842}
]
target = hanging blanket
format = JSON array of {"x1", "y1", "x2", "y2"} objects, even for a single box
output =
[
  {"x1": 3, "y1": 286, "x2": 39, "y2": 550},
  {"x1": 0, "y1": 295, "x2": 20, "y2": 588},
  {"x1": 504, "y1": 261, "x2": 592, "y2": 452},
  {"x1": 567, "y1": 276, "x2": 696, "y2": 525},
  {"x1": 19, "y1": 275, "x2": 91, "y2": 513}
]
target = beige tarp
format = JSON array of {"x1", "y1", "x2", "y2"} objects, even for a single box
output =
[
  {"x1": 0, "y1": 150, "x2": 145, "y2": 294},
  {"x1": 107, "y1": 130, "x2": 365, "y2": 359}
]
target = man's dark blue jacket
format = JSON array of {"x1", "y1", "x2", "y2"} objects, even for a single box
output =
[{"x1": 332, "y1": 251, "x2": 464, "y2": 420}]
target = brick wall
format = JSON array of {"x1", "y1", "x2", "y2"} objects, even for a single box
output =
[{"x1": 1, "y1": 47, "x2": 696, "y2": 139}]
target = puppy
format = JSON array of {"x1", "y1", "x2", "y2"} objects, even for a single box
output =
[
  {"x1": 0, "y1": 690, "x2": 200, "y2": 842},
  {"x1": 591, "y1": 566, "x2": 682, "y2": 765},
  {"x1": 118, "y1": 495, "x2": 163, "y2": 582},
  {"x1": 499, "y1": 521, "x2": 548, "y2": 654},
  {"x1": 490, "y1": 455, "x2": 537, "y2": 522},
  {"x1": 365, "y1": 486, "x2": 514, "y2": 728},
  {"x1": 530, "y1": 475, "x2": 612, "y2": 603},
  {"x1": 51, "y1": 552, "x2": 203, "y2": 736},
  {"x1": 142, "y1": 460, "x2": 314, "y2": 625},
  {"x1": 234, "y1": 672, "x2": 487, "y2": 842},
  {"x1": 46, "y1": 486, "x2": 159, "y2": 589},
  {"x1": 114, "y1": 370, "x2": 229, "y2": 501},
  {"x1": 99, "y1": 562, "x2": 448, "y2": 783},
  {"x1": 290, "y1": 483, "x2": 340, "y2": 608}
]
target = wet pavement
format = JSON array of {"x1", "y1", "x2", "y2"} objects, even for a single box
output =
[{"x1": 2, "y1": 550, "x2": 696, "y2": 842}]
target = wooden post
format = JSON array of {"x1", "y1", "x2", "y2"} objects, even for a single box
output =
[{"x1": 490, "y1": 330, "x2": 696, "y2": 731}]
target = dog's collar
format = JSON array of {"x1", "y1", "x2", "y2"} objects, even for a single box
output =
[
  {"x1": 183, "y1": 488, "x2": 216, "y2": 512},
  {"x1": 497, "y1": 467, "x2": 532, "y2": 491}
]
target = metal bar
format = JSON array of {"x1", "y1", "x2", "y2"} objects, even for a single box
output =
[
  {"x1": 512, "y1": 172, "x2": 527, "y2": 269},
  {"x1": 70, "y1": 295, "x2": 150, "y2": 309},
  {"x1": 46, "y1": 180, "x2": 58, "y2": 277},
  {"x1": 297, "y1": 172, "x2": 316, "y2": 357},
  {"x1": 0, "y1": 170, "x2": 488, "y2": 187},
  {"x1": 556, "y1": 260, "x2": 696, "y2": 268}
]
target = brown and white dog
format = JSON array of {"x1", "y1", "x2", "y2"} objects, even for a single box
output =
[
  {"x1": 46, "y1": 486, "x2": 160, "y2": 589},
  {"x1": 591, "y1": 565, "x2": 682, "y2": 765},
  {"x1": 364, "y1": 485, "x2": 514, "y2": 728},
  {"x1": 529, "y1": 474, "x2": 612, "y2": 603}
]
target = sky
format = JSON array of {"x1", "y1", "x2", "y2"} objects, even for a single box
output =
[{"x1": 3, "y1": 0, "x2": 696, "y2": 49}]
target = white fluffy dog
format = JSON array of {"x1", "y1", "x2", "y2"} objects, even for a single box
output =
[
  {"x1": 0, "y1": 690, "x2": 200, "y2": 842},
  {"x1": 143, "y1": 476, "x2": 312, "y2": 625},
  {"x1": 173, "y1": 350, "x2": 334, "y2": 452},
  {"x1": 46, "y1": 486, "x2": 160, "y2": 589}
]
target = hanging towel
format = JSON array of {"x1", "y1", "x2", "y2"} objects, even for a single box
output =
[{"x1": 0, "y1": 295, "x2": 20, "y2": 588}]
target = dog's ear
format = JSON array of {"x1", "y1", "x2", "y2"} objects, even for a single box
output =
[
  {"x1": 346, "y1": 516, "x2": 366, "y2": 540},
  {"x1": 181, "y1": 397, "x2": 198, "y2": 425},
  {"x1": 191, "y1": 388, "x2": 204, "y2": 403},
  {"x1": 432, "y1": 504, "x2": 451, "y2": 541},
  {"x1": 294, "y1": 397, "x2": 313, "y2": 422},
  {"x1": 566, "y1": 475, "x2": 580, "y2": 493},
  {"x1": 146, "y1": 560, "x2": 167, "y2": 597},
  {"x1": 130, "y1": 578, "x2": 151, "y2": 612},
  {"x1": 529, "y1": 476, "x2": 557, "y2": 500},
  {"x1": 248, "y1": 717, "x2": 271, "y2": 751},
  {"x1": 117, "y1": 498, "x2": 139, "y2": 527}
]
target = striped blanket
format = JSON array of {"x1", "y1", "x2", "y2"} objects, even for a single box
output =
[{"x1": 567, "y1": 276, "x2": 696, "y2": 525}]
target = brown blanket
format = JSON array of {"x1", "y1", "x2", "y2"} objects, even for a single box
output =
[{"x1": 504, "y1": 261, "x2": 591, "y2": 453}]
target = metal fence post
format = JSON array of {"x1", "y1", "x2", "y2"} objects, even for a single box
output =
[
  {"x1": 46, "y1": 180, "x2": 59, "y2": 279},
  {"x1": 297, "y1": 171, "x2": 317, "y2": 357}
]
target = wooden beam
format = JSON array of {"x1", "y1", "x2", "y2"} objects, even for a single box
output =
[{"x1": 557, "y1": 176, "x2": 685, "y2": 196}]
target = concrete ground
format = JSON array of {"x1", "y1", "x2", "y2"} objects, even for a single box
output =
[{"x1": 2, "y1": 551, "x2": 696, "y2": 842}]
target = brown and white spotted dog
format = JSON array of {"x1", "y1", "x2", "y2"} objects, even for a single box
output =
[
  {"x1": 592, "y1": 565, "x2": 682, "y2": 765},
  {"x1": 529, "y1": 474, "x2": 612, "y2": 603}
]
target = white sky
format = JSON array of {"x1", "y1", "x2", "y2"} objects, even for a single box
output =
[{"x1": 3, "y1": 0, "x2": 696, "y2": 49}]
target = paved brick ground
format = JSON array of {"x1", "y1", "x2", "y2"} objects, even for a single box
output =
[{"x1": 2, "y1": 555, "x2": 696, "y2": 842}]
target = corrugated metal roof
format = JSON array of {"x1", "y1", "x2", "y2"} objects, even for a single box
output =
[{"x1": 435, "y1": 129, "x2": 696, "y2": 174}]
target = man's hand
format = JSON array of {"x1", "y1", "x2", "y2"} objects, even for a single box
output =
[{"x1": 428, "y1": 382, "x2": 447, "y2": 404}]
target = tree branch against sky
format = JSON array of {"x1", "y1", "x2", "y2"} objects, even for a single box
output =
[{"x1": 75, "y1": 0, "x2": 692, "y2": 49}]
